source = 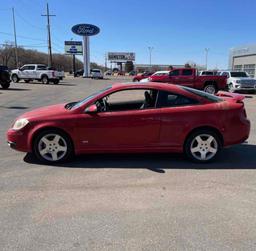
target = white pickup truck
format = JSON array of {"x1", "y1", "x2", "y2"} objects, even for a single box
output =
[
  {"x1": 11, "y1": 64, "x2": 61, "y2": 84},
  {"x1": 217, "y1": 71, "x2": 256, "y2": 93}
]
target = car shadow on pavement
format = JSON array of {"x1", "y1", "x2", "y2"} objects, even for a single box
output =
[
  {"x1": 0, "y1": 105, "x2": 29, "y2": 109},
  {"x1": 0, "y1": 88, "x2": 31, "y2": 91},
  {"x1": 24, "y1": 144, "x2": 256, "y2": 173}
]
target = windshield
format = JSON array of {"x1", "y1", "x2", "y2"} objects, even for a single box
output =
[
  {"x1": 230, "y1": 72, "x2": 248, "y2": 77},
  {"x1": 68, "y1": 86, "x2": 112, "y2": 109},
  {"x1": 91, "y1": 69, "x2": 101, "y2": 73},
  {"x1": 181, "y1": 86, "x2": 223, "y2": 103}
]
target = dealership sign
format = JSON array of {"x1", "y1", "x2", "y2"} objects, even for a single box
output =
[
  {"x1": 64, "y1": 41, "x2": 83, "y2": 55},
  {"x1": 71, "y1": 24, "x2": 100, "y2": 36},
  {"x1": 108, "y1": 52, "x2": 135, "y2": 62}
]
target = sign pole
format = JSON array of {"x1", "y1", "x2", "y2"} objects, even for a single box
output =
[
  {"x1": 83, "y1": 36, "x2": 90, "y2": 77},
  {"x1": 73, "y1": 54, "x2": 76, "y2": 77},
  {"x1": 86, "y1": 36, "x2": 90, "y2": 76}
]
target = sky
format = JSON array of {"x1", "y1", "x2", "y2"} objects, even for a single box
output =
[{"x1": 1, "y1": 0, "x2": 256, "y2": 69}]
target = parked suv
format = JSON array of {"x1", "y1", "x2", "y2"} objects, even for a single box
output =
[
  {"x1": 218, "y1": 71, "x2": 256, "y2": 93},
  {"x1": 0, "y1": 65, "x2": 11, "y2": 89},
  {"x1": 91, "y1": 69, "x2": 103, "y2": 79},
  {"x1": 11, "y1": 64, "x2": 60, "y2": 84}
]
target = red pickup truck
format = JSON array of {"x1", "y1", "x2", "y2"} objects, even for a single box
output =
[{"x1": 148, "y1": 68, "x2": 227, "y2": 94}]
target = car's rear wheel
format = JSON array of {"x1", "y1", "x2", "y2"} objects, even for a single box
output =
[
  {"x1": 133, "y1": 79, "x2": 139, "y2": 82},
  {"x1": 184, "y1": 129, "x2": 221, "y2": 163},
  {"x1": 41, "y1": 75, "x2": 49, "y2": 84},
  {"x1": 11, "y1": 74, "x2": 19, "y2": 83},
  {"x1": 203, "y1": 84, "x2": 217, "y2": 94},
  {"x1": 33, "y1": 129, "x2": 73, "y2": 163},
  {"x1": 1, "y1": 82, "x2": 10, "y2": 89},
  {"x1": 53, "y1": 79, "x2": 59, "y2": 84}
]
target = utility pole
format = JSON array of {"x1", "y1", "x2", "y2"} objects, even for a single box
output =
[
  {"x1": 148, "y1": 46, "x2": 154, "y2": 69},
  {"x1": 12, "y1": 7, "x2": 18, "y2": 68},
  {"x1": 205, "y1": 48, "x2": 209, "y2": 70},
  {"x1": 105, "y1": 53, "x2": 107, "y2": 73},
  {"x1": 41, "y1": 3, "x2": 55, "y2": 67}
]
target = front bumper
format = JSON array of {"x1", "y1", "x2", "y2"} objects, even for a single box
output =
[
  {"x1": 233, "y1": 84, "x2": 256, "y2": 91},
  {"x1": 6, "y1": 128, "x2": 30, "y2": 152}
]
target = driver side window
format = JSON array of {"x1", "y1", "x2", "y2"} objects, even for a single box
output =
[{"x1": 95, "y1": 89, "x2": 158, "y2": 112}]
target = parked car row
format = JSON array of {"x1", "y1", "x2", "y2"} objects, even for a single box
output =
[
  {"x1": 133, "y1": 68, "x2": 256, "y2": 94},
  {"x1": 74, "y1": 68, "x2": 103, "y2": 79}
]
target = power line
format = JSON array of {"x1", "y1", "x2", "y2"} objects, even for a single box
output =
[
  {"x1": 0, "y1": 31, "x2": 45, "y2": 41},
  {"x1": 15, "y1": 10, "x2": 44, "y2": 30},
  {"x1": 41, "y1": 2, "x2": 55, "y2": 67}
]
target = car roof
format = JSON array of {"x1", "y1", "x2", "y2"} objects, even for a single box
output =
[
  {"x1": 111, "y1": 82, "x2": 184, "y2": 93},
  {"x1": 154, "y1": 71, "x2": 169, "y2": 74}
]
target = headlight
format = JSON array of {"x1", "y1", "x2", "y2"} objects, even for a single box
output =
[
  {"x1": 235, "y1": 80, "x2": 241, "y2": 83},
  {"x1": 13, "y1": 118, "x2": 29, "y2": 130}
]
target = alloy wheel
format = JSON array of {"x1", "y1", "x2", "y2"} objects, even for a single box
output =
[
  {"x1": 204, "y1": 85, "x2": 216, "y2": 94},
  {"x1": 190, "y1": 134, "x2": 218, "y2": 161},
  {"x1": 38, "y1": 133, "x2": 68, "y2": 162}
]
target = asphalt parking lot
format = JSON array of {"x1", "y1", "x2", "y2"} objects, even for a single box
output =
[{"x1": 1, "y1": 77, "x2": 256, "y2": 251}]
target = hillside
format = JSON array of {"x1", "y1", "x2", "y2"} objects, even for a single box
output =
[{"x1": 0, "y1": 44, "x2": 104, "y2": 71}]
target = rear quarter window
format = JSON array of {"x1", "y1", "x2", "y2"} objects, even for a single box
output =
[{"x1": 181, "y1": 86, "x2": 223, "y2": 103}]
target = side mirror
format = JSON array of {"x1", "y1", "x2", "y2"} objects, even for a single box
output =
[{"x1": 85, "y1": 104, "x2": 98, "y2": 114}]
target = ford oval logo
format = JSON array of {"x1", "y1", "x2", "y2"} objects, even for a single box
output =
[{"x1": 72, "y1": 24, "x2": 100, "y2": 36}]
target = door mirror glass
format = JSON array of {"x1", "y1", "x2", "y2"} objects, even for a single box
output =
[{"x1": 85, "y1": 104, "x2": 98, "y2": 113}]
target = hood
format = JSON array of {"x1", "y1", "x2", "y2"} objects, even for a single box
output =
[
  {"x1": 231, "y1": 77, "x2": 255, "y2": 80},
  {"x1": 18, "y1": 103, "x2": 69, "y2": 120}
]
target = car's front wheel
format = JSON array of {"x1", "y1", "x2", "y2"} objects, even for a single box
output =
[
  {"x1": 228, "y1": 83, "x2": 235, "y2": 93},
  {"x1": 33, "y1": 129, "x2": 73, "y2": 163},
  {"x1": 11, "y1": 74, "x2": 19, "y2": 83},
  {"x1": 184, "y1": 129, "x2": 221, "y2": 163}
]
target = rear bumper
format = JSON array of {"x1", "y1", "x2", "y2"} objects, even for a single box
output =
[{"x1": 224, "y1": 119, "x2": 250, "y2": 146}]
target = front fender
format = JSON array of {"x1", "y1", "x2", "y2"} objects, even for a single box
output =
[{"x1": 27, "y1": 121, "x2": 75, "y2": 151}]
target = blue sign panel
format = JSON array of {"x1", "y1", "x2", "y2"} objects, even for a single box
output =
[{"x1": 72, "y1": 24, "x2": 100, "y2": 36}]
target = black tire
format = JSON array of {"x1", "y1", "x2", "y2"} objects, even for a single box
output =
[
  {"x1": 133, "y1": 79, "x2": 139, "y2": 82},
  {"x1": 33, "y1": 129, "x2": 74, "y2": 164},
  {"x1": 1, "y1": 82, "x2": 10, "y2": 89},
  {"x1": 53, "y1": 79, "x2": 59, "y2": 85},
  {"x1": 41, "y1": 75, "x2": 49, "y2": 84},
  {"x1": 184, "y1": 129, "x2": 221, "y2": 163},
  {"x1": 11, "y1": 74, "x2": 19, "y2": 83}
]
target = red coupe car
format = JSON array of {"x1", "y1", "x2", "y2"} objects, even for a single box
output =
[{"x1": 7, "y1": 83, "x2": 250, "y2": 164}]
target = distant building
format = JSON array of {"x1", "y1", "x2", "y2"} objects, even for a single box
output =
[
  {"x1": 229, "y1": 44, "x2": 256, "y2": 77},
  {"x1": 134, "y1": 64, "x2": 205, "y2": 72},
  {"x1": 134, "y1": 64, "x2": 184, "y2": 72}
]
